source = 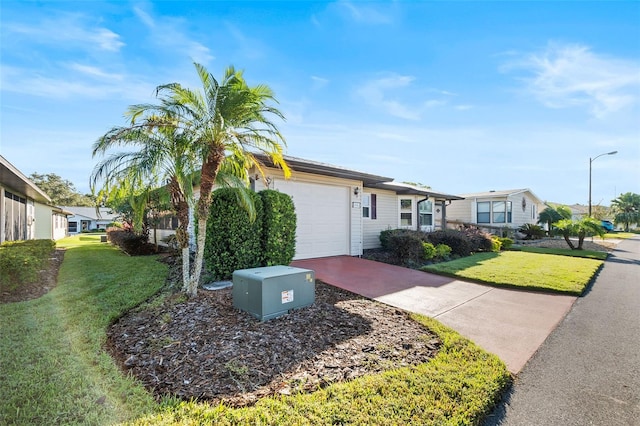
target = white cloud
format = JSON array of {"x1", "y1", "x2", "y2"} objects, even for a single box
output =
[
  {"x1": 355, "y1": 74, "x2": 456, "y2": 120},
  {"x1": 1, "y1": 65, "x2": 155, "y2": 101},
  {"x1": 67, "y1": 63, "x2": 124, "y2": 81},
  {"x1": 4, "y1": 14, "x2": 125, "y2": 52},
  {"x1": 335, "y1": 1, "x2": 394, "y2": 24},
  {"x1": 311, "y1": 75, "x2": 329, "y2": 90},
  {"x1": 503, "y1": 43, "x2": 640, "y2": 118},
  {"x1": 133, "y1": 5, "x2": 214, "y2": 64}
]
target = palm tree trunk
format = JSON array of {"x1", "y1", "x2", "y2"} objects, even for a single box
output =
[
  {"x1": 181, "y1": 246, "x2": 190, "y2": 292},
  {"x1": 562, "y1": 233, "x2": 575, "y2": 249},
  {"x1": 577, "y1": 231, "x2": 585, "y2": 250},
  {"x1": 187, "y1": 147, "x2": 225, "y2": 297}
]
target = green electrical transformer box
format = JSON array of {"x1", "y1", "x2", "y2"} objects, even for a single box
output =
[{"x1": 232, "y1": 265, "x2": 316, "y2": 321}]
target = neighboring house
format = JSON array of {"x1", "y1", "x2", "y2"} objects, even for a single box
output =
[
  {"x1": 62, "y1": 206, "x2": 119, "y2": 234},
  {"x1": 249, "y1": 155, "x2": 463, "y2": 259},
  {"x1": 1, "y1": 155, "x2": 70, "y2": 242},
  {"x1": 446, "y1": 189, "x2": 545, "y2": 232}
]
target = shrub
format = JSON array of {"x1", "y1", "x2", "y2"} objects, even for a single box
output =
[
  {"x1": 382, "y1": 230, "x2": 427, "y2": 265},
  {"x1": 490, "y1": 236, "x2": 502, "y2": 252},
  {"x1": 106, "y1": 222, "x2": 123, "y2": 228},
  {"x1": 0, "y1": 239, "x2": 55, "y2": 290},
  {"x1": 459, "y1": 228, "x2": 494, "y2": 252},
  {"x1": 426, "y1": 230, "x2": 472, "y2": 257},
  {"x1": 259, "y1": 190, "x2": 297, "y2": 266},
  {"x1": 518, "y1": 223, "x2": 546, "y2": 240},
  {"x1": 434, "y1": 243, "x2": 452, "y2": 260},
  {"x1": 423, "y1": 242, "x2": 436, "y2": 260},
  {"x1": 106, "y1": 228, "x2": 156, "y2": 255},
  {"x1": 204, "y1": 188, "x2": 264, "y2": 280},
  {"x1": 497, "y1": 237, "x2": 514, "y2": 250}
]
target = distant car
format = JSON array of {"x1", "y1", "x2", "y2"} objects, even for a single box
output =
[{"x1": 601, "y1": 220, "x2": 615, "y2": 232}]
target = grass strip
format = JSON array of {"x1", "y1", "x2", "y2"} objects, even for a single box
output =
[
  {"x1": 128, "y1": 317, "x2": 510, "y2": 425},
  {"x1": 0, "y1": 235, "x2": 167, "y2": 425},
  {"x1": 512, "y1": 246, "x2": 608, "y2": 260},
  {"x1": 422, "y1": 251, "x2": 603, "y2": 295}
]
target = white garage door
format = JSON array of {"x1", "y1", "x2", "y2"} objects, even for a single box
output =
[{"x1": 274, "y1": 180, "x2": 350, "y2": 260}]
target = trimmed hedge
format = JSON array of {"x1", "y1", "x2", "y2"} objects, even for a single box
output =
[
  {"x1": 204, "y1": 188, "x2": 264, "y2": 280},
  {"x1": 0, "y1": 239, "x2": 55, "y2": 290},
  {"x1": 259, "y1": 190, "x2": 297, "y2": 266},
  {"x1": 204, "y1": 188, "x2": 297, "y2": 280}
]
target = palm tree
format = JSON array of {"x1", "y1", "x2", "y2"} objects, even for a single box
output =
[
  {"x1": 126, "y1": 63, "x2": 290, "y2": 296},
  {"x1": 554, "y1": 217, "x2": 604, "y2": 250},
  {"x1": 91, "y1": 113, "x2": 199, "y2": 289},
  {"x1": 538, "y1": 205, "x2": 572, "y2": 236},
  {"x1": 610, "y1": 192, "x2": 640, "y2": 232}
]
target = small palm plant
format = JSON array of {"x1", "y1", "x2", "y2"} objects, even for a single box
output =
[{"x1": 553, "y1": 217, "x2": 605, "y2": 250}]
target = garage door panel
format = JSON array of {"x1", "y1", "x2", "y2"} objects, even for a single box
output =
[{"x1": 275, "y1": 180, "x2": 349, "y2": 259}]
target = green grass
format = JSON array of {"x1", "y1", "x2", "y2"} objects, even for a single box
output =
[
  {"x1": 422, "y1": 251, "x2": 603, "y2": 295},
  {"x1": 513, "y1": 246, "x2": 608, "y2": 260},
  {"x1": 128, "y1": 316, "x2": 510, "y2": 426},
  {"x1": 0, "y1": 235, "x2": 167, "y2": 425},
  {"x1": 1, "y1": 234, "x2": 511, "y2": 425},
  {"x1": 603, "y1": 232, "x2": 636, "y2": 239}
]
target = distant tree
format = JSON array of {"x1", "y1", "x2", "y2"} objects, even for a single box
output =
[
  {"x1": 610, "y1": 192, "x2": 640, "y2": 231},
  {"x1": 553, "y1": 217, "x2": 605, "y2": 250},
  {"x1": 401, "y1": 181, "x2": 431, "y2": 189},
  {"x1": 29, "y1": 173, "x2": 94, "y2": 206}
]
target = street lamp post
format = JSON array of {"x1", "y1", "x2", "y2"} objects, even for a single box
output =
[{"x1": 589, "y1": 150, "x2": 618, "y2": 216}]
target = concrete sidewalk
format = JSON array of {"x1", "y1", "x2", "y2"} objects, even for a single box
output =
[
  {"x1": 483, "y1": 236, "x2": 640, "y2": 425},
  {"x1": 292, "y1": 256, "x2": 576, "y2": 374}
]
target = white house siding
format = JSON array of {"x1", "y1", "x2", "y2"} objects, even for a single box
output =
[
  {"x1": 362, "y1": 189, "x2": 398, "y2": 249},
  {"x1": 254, "y1": 169, "x2": 361, "y2": 260},
  {"x1": 511, "y1": 193, "x2": 537, "y2": 227},
  {"x1": 34, "y1": 204, "x2": 52, "y2": 239},
  {"x1": 445, "y1": 198, "x2": 472, "y2": 224},
  {"x1": 447, "y1": 190, "x2": 543, "y2": 230}
]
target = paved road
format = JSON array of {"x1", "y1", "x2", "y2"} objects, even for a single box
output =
[{"x1": 483, "y1": 236, "x2": 640, "y2": 426}]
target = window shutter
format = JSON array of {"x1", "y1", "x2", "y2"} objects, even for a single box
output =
[{"x1": 371, "y1": 194, "x2": 377, "y2": 219}]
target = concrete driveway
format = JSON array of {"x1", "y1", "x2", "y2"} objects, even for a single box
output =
[{"x1": 292, "y1": 256, "x2": 576, "y2": 374}]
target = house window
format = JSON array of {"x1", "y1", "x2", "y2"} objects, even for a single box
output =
[
  {"x1": 493, "y1": 201, "x2": 506, "y2": 223},
  {"x1": 362, "y1": 194, "x2": 378, "y2": 220},
  {"x1": 68, "y1": 221, "x2": 77, "y2": 233},
  {"x1": 419, "y1": 200, "x2": 433, "y2": 227},
  {"x1": 400, "y1": 198, "x2": 412, "y2": 227},
  {"x1": 477, "y1": 202, "x2": 490, "y2": 223},
  {"x1": 531, "y1": 204, "x2": 537, "y2": 220}
]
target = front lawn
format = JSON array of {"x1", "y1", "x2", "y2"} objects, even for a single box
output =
[
  {"x1": 422, "y1": 251, "x2": 603, "y2": 295},
  {"x1": 513, "y1": 246, "x2": 608, "y2": 260},
  {"x1": 0, "y1": 235, "x2": 510, "y2": 425},
  {"x1": 0, "y1": 235, "x2": 166, "y2": 425}
]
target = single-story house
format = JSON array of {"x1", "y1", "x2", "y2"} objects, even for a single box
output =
[
  {"x1": 249, "y1": 155, "x2": 463, "y2": 259},
  {"x1": 445, "y1": 189, "x2": 545, "y2": 232},
  {"x1": 150, "y1": 155, "x2": 464, "y2": 260},
  {"x1": 62, "y1": 206, "x2": 120, "y2": 234},
  {"x1": 1, "y1": 155, "x2": 70, "y2": 243}
]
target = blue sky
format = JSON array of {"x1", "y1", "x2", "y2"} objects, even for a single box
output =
[{"x1": 1, "y1": 1, "x2": 639, "y2": 206}]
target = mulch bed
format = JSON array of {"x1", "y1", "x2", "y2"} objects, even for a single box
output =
[{"x1": 107, "y1": 280, "x2": 440, "y2": 407}]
